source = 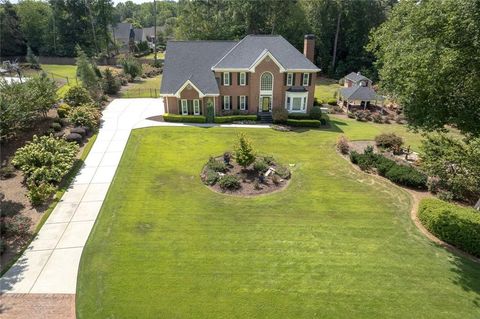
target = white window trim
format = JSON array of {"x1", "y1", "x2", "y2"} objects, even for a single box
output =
[
  {"x1": 239, "y1": 96, "x2": 246, "y2": 110},
  {"x1": 302, "y1": 73, "x2": 309, "y2": 86},
  {"x1": 239, "y1": 72, "x2": 246, "y2": 86},
  {"x1": 286, "y1": 72, "x2": 293, "y2": 86},
  {"x1": 285, "y1": 92, "x2": 308, "y2": 113},
  {"x1": 193, "y1": 99, "x2": 200, "y2": 115},
  {"x1": 223, "y1": 72, "x2": 230, "y2": 86},
  {"x1": 223, "y1": 96, "x2": 231, "y2": 110},
  {"x1": 260, "y1": 71, "x2": 274, "y2": 95},
  {"x1": 181, "y1": 99, "x2": 188, "y2": 115}
]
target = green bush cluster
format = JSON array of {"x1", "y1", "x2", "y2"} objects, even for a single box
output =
[
  {"x1": 286, "y1": 119, "x2": 321, "y2": 127},
  {"x1": 12, "y1": 135, "x2": 79, "y2": 205},
  {"x1": 309, "y1": 106, "x2": 323, "y2": 120},
  {"x1": 375, "y1": 133, "x2": 403, "y2": 151},
  {"x1": 163, "y1": 113, "x2": 206, "y2": 123},
  {"x1": 63, "y1": 86, "x2": 92, "y2": 107},
  {"x1": 218, "y1": 175, "x2": 241, "y2": 190},
  {"x1": 206, "y1": 157, "x2": 227, "y2": 172},
  {"x1": 272, "y1": 108, "x2": 289, "y2": 123},
  {"x1": 68, "y1": 103, "x2": 101, "y2": 130},
  {"x1": 214, "y1": 115, "x2": 258, "y2": 123},
  {"x1": 350, "y1": 148, "x2": 427, "y2": 189},
  {"x1": 288, "y1": 113, "x2": 311, "y2": 120},
  {"x1": 418, "y1": 198, "x2": 480, "y2": 257},
  {"x1": 57, "y1": 103, "x2": 71, "y2": 118},
  {"x1": 253, "y1": 159, "x2": 269, "y2": 173}
]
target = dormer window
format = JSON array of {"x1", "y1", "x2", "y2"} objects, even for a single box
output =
[
  {"x1": 286, "y1": 73, "x2": 293, "y2": 86},
  {"x1": 223, "y1": 72, "x2": 230, "y2": 86}
]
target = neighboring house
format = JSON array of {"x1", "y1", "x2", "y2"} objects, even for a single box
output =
[
  {"x1": 134, "y1": 27, "x2": 155, "y2": 44},
  {"x1": 160, "y1": 35, "x2": 320, "y2": 116},
  {"x1": 339, "y1": 72, "x2": 383, "y2": 110},
  {"x1": 112, "y1": 23, "x2": 134, "y2": 51}
]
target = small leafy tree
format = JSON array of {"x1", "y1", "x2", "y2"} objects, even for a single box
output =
[
  {"x1": 102, "y1": 68, "x2": 121, "y2": 95},
  {"x1": 76, "y1": 46, "x2": 99, "y2": 92},
  {"x1": 234, "y1": 132, "x2": 256, "y2": 169},
  {"x1": 120, "y1": 56, "x2": 143, "y2": 80},
  {"x1": 421, "y1": 134, "x2": 480, "y2": 203},
  {"x1": 26, "y1": 46, "x2": 40, "y2": 69}
]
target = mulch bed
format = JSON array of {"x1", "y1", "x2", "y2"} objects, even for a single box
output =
[{"x1": 202, "y1": 156, "x2": 291, "y2": 196}]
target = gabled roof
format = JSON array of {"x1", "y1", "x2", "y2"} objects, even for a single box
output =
[
  {"x1": 340, "y1": 86, "x2": 383, "y2": 101},
  {"x1": 160, "y1": 40, "x2": 237, "y2": 96},
  {"x1": 112, "y1": 23, "x2": 132, "y2": 40},
  {"x1": 212, "y1": 35, "x2": 319, "y2": 72},
  {"x1": 133, "y1": 28, "x2": 144, "y2": 42},
  {"x1": 345, "y1": 72, "x2": 370, "y2": 83}
]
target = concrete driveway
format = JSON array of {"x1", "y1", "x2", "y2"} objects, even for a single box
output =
[{"x1": 0, "y1": 98, "x2": 164, "y2": 295}]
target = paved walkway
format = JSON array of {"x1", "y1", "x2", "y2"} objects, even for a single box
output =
[{"x1": 0, "y1": 99, "x2": 163, "y2": 294}]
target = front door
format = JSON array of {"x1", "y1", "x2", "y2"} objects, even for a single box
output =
[{"x1": 261, "y1": 96, "x2": 271, "y2": 112}]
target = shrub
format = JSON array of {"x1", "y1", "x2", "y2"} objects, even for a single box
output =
[
  {"x1": 275, "y1": 165, "x2": 291, "y2": 179},
  {"x1": 437, "y1": 190, "x2": 454, "y2": 202},
  {"x1": 272, "y1": 174, "x2": 280, "y2": 185},
  {"x1": 347, "y1": 111, "x2": 356, "y2": 119},
  {"x1": 162, "y1": 113, "x2": 206, "y2": 123},
  {"x1": 204, "y1": 169, "x2": 219, "y2": 186},
  {"x1": 355, "y1": 110, "x2": 371, "y2": 122},
  {"x1": 418, "y1": 198, "x2": 480, "y2": 257},
  {"x1": 234, "y1": 133, "x2": 256, "y2": 169},
  {"x1": 286, "y1": 119, "x2": 320, "y2": 127},
  {"x1": 253, "y1": 159, "x2": 268, "y2": 173},
  {"x1": 263, "y1": 155, "x2": 275, "y2": 165},
  {"x1": 327, "y1": 98, "x2": 337, "y2": 106},
  {"x1": 288, "y1": 113, "x2": 311, "y2": 120},
  {"x1": 384, "y1": 164, "x2": 427, "y2": 189},
  {"x1": 206, "y1": 157, "x2": 227, "y2": 172},
  {"x1": 64, "y1": 86, "x2": 92, "y2": 107},
  {"x1": 336, "y1": 135, "x2": 350, "y2": 154},
  {"x1": 102, "y1": 68, "x2": 121, "y2": 95},
  {"x1": 57, "y1": 103, "x2": 71, "y2": 118},
  {"x1": 272, "y1": 108, "x2": 289, "y2": 123},
  {"x1": 372, "y1": 113, "x2": 383, "y2": 123},
  {"x1": 68, "y1": 104, "x2": 101, "y2": 130},
  {"x1": 375, "y1": 156, "x2": 396, "y2": 176},
  {"x1": 206, "y1": 101, "x2": 214, "y2": 123},
  {"x1": 320, "y1": 114, "x2": 329, "y2": 125},
  {"x1": 121, "y1": 56, "x2": 143, "y2": 79},
  {"x1": 0, "y1": 165, "x2": 15, "y2": 180},
  {"x1": 51, "y1": 122, "x2": 62, "y2": 132},
  {"x1": 214, "y1": 115, "x2": 258, "y2": 123},
  {"x1": 309, "y1": 106, "x2": 322, "y2": 120},
  {"x1": 218, "y1": 175, "x2": 241, "y2": 190},
  {"x1": 375, "y1": 133, "x2": 403, "y2": 151},
  {"x1": 12, "y1": 135, "x2": 79, "y2": 187},
  {"x1": 27, "y1": 182, "x2": 56, "y2": 206},
  {"x1": 0, "y1": 214, "x2": 32, "y2": 239}
]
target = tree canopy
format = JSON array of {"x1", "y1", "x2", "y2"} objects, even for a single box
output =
[{"x1": 369, "y1": 0, "x2": 480, "y2": 136}]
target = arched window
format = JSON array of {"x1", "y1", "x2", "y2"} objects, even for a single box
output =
[{"x1": 260, "y1": 72, "x2": 273, "y2": 91}]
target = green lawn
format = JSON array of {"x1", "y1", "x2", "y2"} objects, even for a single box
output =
[
  {"x1": 77, "y1": 123, "x2": 480, "y2": 318},
  {"x1": 315, "y1": 77, "x2": 342, "y2": 102},
  {"x1": 120, "y1": 75, "x2": 162, "y2": 98},
  {"x1": 143, "y1": 51, "x2": 165, "y2": 60}
]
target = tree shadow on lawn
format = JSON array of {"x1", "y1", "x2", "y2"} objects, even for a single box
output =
[
  {"x1": 448, "y1": 255, "x2": 480, "y2": 308},
  {"x1": 287, "y1": 120, "x2": 345, "y2": 134}
]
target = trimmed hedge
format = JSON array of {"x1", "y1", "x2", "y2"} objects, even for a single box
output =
[
  {"x1": 163, "y1": 113, "x2": 206, "y2": 123},
  {"x1": 286, "y1": 119, "x2": 321, "y2": 127},
  {"x1": 214, "y1": 115, "x2": 258, "y2": 124},
  {"x1": 384, "y1": 164, "x2": 427, "y2": 189},
  {"x1": 418, "y1": 198, "x2": 480, "y2": 257},
  {"x1": 288, "y1": 113, "x2": 311, "y2": 120}
]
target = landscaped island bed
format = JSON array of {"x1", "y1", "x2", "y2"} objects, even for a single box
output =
[{"x1": 77, "y1": 125, "x2": 480, "y2": 318}]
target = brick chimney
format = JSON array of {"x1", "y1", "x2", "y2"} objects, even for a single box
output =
[{"x1": 303, "y1": 34, "x2": 315, "y2": 63}]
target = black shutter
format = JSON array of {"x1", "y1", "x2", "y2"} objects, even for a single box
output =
[
  {"x1": 229, "y1": 73, "x2": 232, "y2": 86},
  {"x1": 178, "y1": 100, "x2": 181, "y2": 114},
  {"x1": 245, "y1": 96, "x2": 248, "y2": 110},
  {"x1": 237, "y1": 73, "x2": 240, "y2": 85},
  {"x1": 284, "y1": 73, "x2": 287, "y2": 86},
  {"x1": 221, "y1": 96, "x2": 224, "y2": 109},
  {"x1": 237, "y1": 96, "x2": 240, "y2": 109},
  {"x1": 221, "y1": 73, "x2": 224, "y2": 86},
  {"x1": 245, "y1": 73, "x2": 249, "y2": 85},
  {"x1": 199, "y1": 100, "x2": 203, "y2": 115},
  {"x1": 309, "y1": 73, "x2": 312, "y2": 86},
  {"x1": 293, "y1": 73, "x2": 296, "y2": 86}
]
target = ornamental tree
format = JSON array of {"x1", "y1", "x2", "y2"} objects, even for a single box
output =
[{"x1": 233, "y1": 132, "x2": 256, "y2": 169}]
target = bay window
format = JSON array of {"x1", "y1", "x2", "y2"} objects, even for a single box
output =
[{"x1": 285, "y1": 92, "x2": 308, "y2": 113}]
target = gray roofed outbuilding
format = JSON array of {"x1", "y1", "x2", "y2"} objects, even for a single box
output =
[
  {"x1": 112, "y1": 23, "x2": 132, "y2": 42},
  {"x1": 160, "y1": 40, "x2": 237, "y2": 95},
  {"x1": 340, "y1": 86, "x2": 382, "y2": 101},
  {"x1": 345, "y1": 72, "x2": 370, "y2": 83},
  {"x1": 213, "y1": 35, "x2": 319, "y2": 71}
]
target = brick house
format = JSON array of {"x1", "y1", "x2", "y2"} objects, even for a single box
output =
[{"x1": 160, "y1": 35, "x2": 320, "y2": 117}]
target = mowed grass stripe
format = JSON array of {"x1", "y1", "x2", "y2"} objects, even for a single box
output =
[{"x1": 77, "y1": 126, "x2": 480, "y2": 319}]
